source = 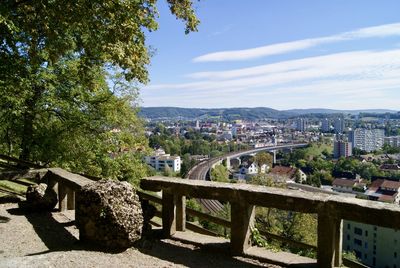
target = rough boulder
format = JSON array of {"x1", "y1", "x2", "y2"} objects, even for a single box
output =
[
  {"x1": 76, "y1": 179, "x2": 143, "y2": 249},
  {"x1": 24, "y1": 183, "x2": 58, "y2": 211}
]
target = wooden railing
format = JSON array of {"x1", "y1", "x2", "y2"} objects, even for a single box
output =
[
  {"x1": 0, "y1": 163, "x2": 395, "y2": 267},
  {"x1": 41, "y1": 168, "x2": 93, "y2": 211},
  {"x1": 140, "y1": 176, "x2": 400, "y2": 268}
]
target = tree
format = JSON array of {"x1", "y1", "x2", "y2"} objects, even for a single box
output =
[
  {"x1": 254, "y1": 152, "x2": 273, "y2": 169},
  {"x1": 0, "y1": 1, "x2": 199, "y2": 182},
  {"x1": 211, "y1": 164, "x2": 229, "y2": 183},
  {"x1": 162, "y1": 165, "x2": 174, "y2": 177}
]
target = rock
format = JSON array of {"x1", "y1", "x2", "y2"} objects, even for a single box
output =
[
  {"x1": 24, "y1": 183, "x2": 58, "y2": 211},
  {"x1": 76, "y1": 179, "x2": 143, "y2": 249}
]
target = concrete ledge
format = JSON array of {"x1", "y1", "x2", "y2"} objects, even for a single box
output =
[
  {"x1": 246, "y1": 247, "x2": 317, "y2": 267},
  {"x1": 47, "y1": 168, "x2": 93, "y2": 190},
  {"x1": 172, "y1": 231, "x2": 317, "y2": 267}
]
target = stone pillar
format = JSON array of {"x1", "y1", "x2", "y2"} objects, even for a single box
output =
[
  {"x1": 318, "y1": 211, "x2": 342, "y2": 267},
  {"x1": 226, "y1": 157, "x2": 231, "y2": 170},
  {"x1": 175, "y1": 195, "x2": 186, "y2": 231},
  {"x1": 334, "y1": 219, "x2": 343, "y2": 267},
  {"x1": 272, "y1": 150, "x2": 276, "y2": 165},
  {"x1": 58, "y1": 183, "x2": 67, "y2": 211},
  {"x1": 230, "y1": 201, "x2": 255, "y2": 255},
  {"x1": 162, "y1": 191, "x2": 176, "y2": 238},
  {"x1": 67, "y1": 187, "x2": 75, "y2": 210}
]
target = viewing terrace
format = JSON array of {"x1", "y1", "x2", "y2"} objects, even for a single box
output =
[{"x1": 1, "y1": 155, "x2": 399, "y2": 267}]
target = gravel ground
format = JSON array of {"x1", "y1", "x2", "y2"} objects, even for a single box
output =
[{"x1": 0, "y1": 203, "x2": 280, "y2": 268}]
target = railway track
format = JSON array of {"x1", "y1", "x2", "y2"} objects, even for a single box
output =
[{"x1": 187, "y1": 143, "x2": 308, "y2": 214}]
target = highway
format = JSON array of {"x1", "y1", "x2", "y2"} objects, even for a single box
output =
[{"x1": 187, "y1": 143, "x2": 308, "y2": 213}]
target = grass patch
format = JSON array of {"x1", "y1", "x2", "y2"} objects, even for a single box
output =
[
  {"x1": 0, "y1": 180, "x2": 27, "y2": 195},
  {"x1": 304, "y1": 143, "x2": 333, "y2": 158}
]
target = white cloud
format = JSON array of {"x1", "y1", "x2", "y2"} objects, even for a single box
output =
[
  {"x1": 148, "y1": 49, "x2": 400, "y2": 92},
  {"x1": 193, "y1": 23, "x2": 400, "y2": 62},
  {"x1": 143, "y1": 49, "x2": 400, "y2": 109}
]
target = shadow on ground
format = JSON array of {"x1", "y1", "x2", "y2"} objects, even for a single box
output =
[
  {"x1": 6, "y1": 206, "x2": 127, "y2": 256},
  {"x1": 4, "y1": 206, "x2": 279, "y2": 267},
  {"x1": 139, "y1": 238, "x2": 263, "y2": 268}
]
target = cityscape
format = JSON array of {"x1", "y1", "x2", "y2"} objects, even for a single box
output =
[{"x1": 141, "y1": 108, "x2": 400, "y2": 267}]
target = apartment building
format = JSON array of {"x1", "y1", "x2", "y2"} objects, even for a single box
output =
[
  {"x1": 349, "y1": 128, "x2": 385, "y2": 152},
  {"x1": 333, "y1": 140, "x2": 352, "y2": 158},
  {"x1": 334, "y1": 118, "x2": 345, "y2": 134},
  {"x1": 343, "y1": 220, "x2": 400, "y2": 268},
  {"x1": 296, "y1": 118, "x2": 307, "y2": 132},
  {"x1": 385, "y1": 136, "x2": 400, "y2": 148},
  {"x1": 321, "y1": 118, "x2": 330, "y2": 132}
]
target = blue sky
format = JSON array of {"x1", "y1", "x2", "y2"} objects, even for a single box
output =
[{"x1": 141, "y1": 0, "x2": 400, "y2": 110}]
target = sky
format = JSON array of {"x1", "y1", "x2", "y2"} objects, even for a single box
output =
[{"x1": 141, "y1": 0, "x2": 400, "y2": 110}]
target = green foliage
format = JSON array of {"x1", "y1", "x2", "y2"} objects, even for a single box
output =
[
  {"x1": 180, "y1": 153, "x2": 197, "y2": 178},
  {"x1": 254, "y1": 206, "x2": 317, "y2": 257},
  {"x1": 211, "y1": 164, "x2": 229, "y2": 183},
  {"x1": 251, "y1": 227, "x2": 268, "y2": 247},
  {"x1": 254, "y1": 152, "x2": 273, "y2": 169},
  {"x1": 381, "y1": 143, "x2": 400, "y2": 154},
  {"x1": 200, "y1": 203, "x2": 231, "y2": 237},
  {"x1": 248, "y1": 178, "x2": 317, "y2": 257},
  {"x1": 343, "y1": 251, "x2": 361, "y2": 263},
  {"x1": 0, "y1": 0, "x2": 199, "y2": 184},
  {"x1": 250, "y1": 174, "x2": 275, "y2": 187},
  {"x1": 306, "y1": 172, "x2": 322, "y2": 187},
  {"x1": 185, "y1": 198, "x2": 202, "y2": 222}
]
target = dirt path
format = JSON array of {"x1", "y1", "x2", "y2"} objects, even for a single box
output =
[{"x1": 0, "y1": 203, "x2": 280, "y2": 268}]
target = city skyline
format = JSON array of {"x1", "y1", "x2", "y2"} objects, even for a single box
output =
[{"x1": 141, "y1": 1, "x2": 400, "y2": 110}]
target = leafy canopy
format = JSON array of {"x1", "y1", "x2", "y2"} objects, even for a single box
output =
[{"x1": 0, "y1": 0, "x2": 199, "y2": 183}]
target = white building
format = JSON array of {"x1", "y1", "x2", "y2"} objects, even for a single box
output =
[
  {"x1": 349, "y1": 128, "x2": 385, "y2": 152},
  {"x1": 239, "y1": 162, "x2": 268, "y2": 175},
  {"x1": 385, "y1": 136, "x2": 400, "y2": 148},
  {"x1": 332, "y1": 178, "x2": 366, "y2": 194},
  {"x1": 144, "y1": 148, "x2": 181, "y2": 172}
]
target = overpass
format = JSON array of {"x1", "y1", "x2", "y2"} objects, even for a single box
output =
[{"x1": 187, "y1": 143, "x2": 308, "y2": 213}]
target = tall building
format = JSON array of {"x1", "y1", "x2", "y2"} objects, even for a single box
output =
[
  {"x1": 334, "y1": 118, "x2": 345, "y2": 134},
  {"x1": 333, "y1": 140, "x2": 352, "y2": 158},
  {"x1": 385, "y1": 136, "x2": 400, "y2": 148},
  {"x1": 321, "y1": 118, "x2": 330, "y2": 132},
  {"x1": 349, "y1": 128, "x2": 385, "y2": 152},
  {"x1": 296, "y1": 118, "x2": 306, "y2": 132}
]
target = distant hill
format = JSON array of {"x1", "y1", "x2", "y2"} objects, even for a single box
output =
[
  {"x1": 139, "y1": 107, "x2": 398, "y2": 120},
  {"x1": 139, "y1": 107, "x2": 293, "y2": 120},
  {"x1": 286, "y1": 108, "x2": 398, "y2": 115}
]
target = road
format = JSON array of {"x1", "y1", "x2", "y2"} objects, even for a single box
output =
[{"x1": 187, "y1": 143, "x2": 308, "y2": 213}]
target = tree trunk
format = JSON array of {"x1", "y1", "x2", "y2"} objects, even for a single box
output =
[{"x1": 19, "y1": 86, "x2": 42, "y2": 161}]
